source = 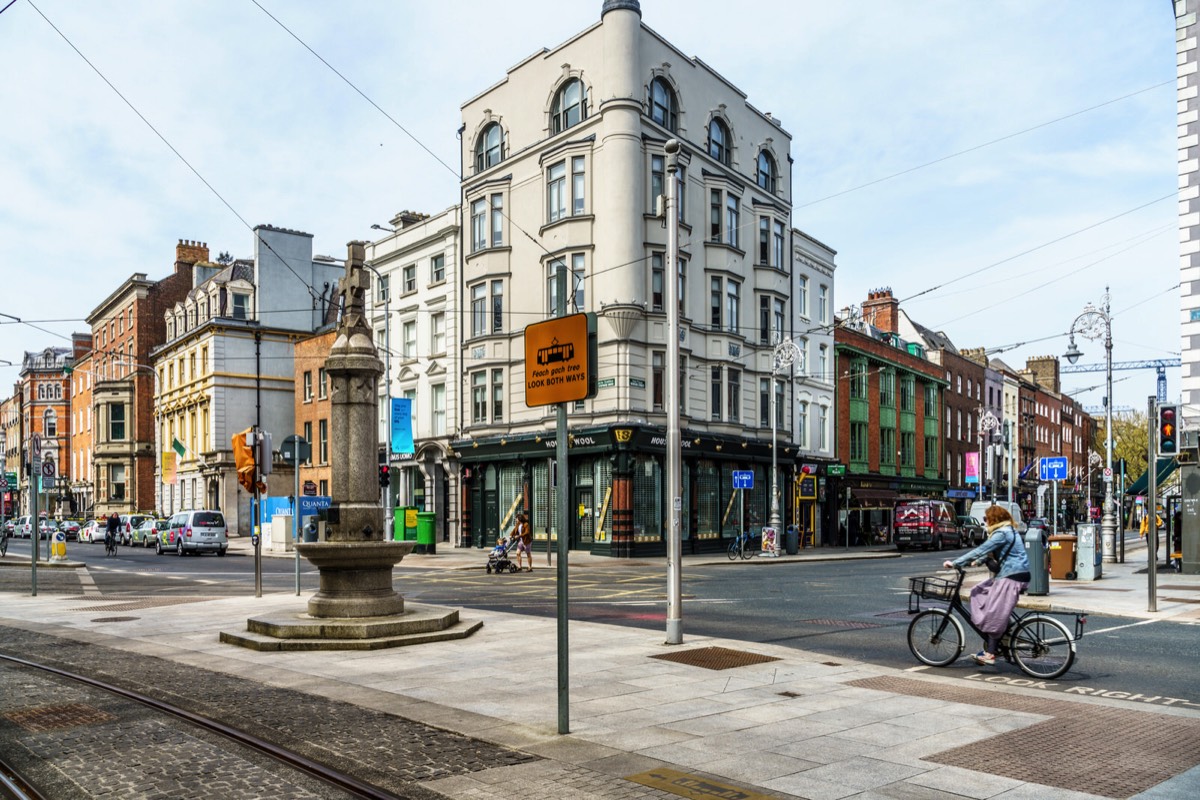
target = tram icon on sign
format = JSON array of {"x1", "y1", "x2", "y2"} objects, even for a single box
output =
[{"x1": 536, "y1": 338, "x2": 575, "y2": 366}]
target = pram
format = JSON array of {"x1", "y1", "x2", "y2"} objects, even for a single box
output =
[{"x1": 486, "y1": 535, "x2": 520, "y2": 574}]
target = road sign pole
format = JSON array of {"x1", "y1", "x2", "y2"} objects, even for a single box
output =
[{"x1": 294, "y1": 442, "x2": 301, "y2": 596}]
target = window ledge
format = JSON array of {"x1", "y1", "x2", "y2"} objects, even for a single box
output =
[{"x1": 539, "y1": 214, "x2": 595, "y2": 236}]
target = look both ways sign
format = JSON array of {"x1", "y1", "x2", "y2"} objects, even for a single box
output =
[{"x1": 524, "y1": 312, "x2": 598, "y2": 407}]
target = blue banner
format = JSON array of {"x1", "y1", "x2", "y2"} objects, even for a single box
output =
[{"x1": 390, "y1": 397, "x2": 414, "y2": 455}]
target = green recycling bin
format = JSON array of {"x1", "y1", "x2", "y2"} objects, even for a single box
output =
[
  {"x1": 393, "y1": 507, "x2": 417, "y2": 541},
  {"x1": 415, "y1": 511, "x2": 436, "y2": 555}
]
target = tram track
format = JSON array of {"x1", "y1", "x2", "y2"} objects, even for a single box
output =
[{"x1": 0, "y1": 652, "x2": 404, "y2": 800}]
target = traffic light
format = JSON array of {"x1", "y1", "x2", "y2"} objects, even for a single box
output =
[
  {"x1": 232, "y1": 428, "x2": 259, "y2": 494},
  {"x1": 1158, "y1": 405, "x2": 1179, "y2": 455},
  {"x1": 378, "y1": 464, "x2": 390, "y2": 488}
]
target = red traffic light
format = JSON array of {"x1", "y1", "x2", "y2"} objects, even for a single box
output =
[{"x1": 378, "y1": 464, "x2": 391, "y2": 487}]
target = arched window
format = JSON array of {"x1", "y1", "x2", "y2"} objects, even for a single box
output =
[
  {"x1": 44, "y1": 408, "x2": 57, "y2": 437},
  {"x1": 550, "y1": 79, "x2": 587, "y2": 135},
  {"x1": 756, "y1": 150, "x2": 777, "y2": 193},
  {"x1": 708, "y1": 118, "x2": 730, "y2": 165},
  {"x1": 474, "y1": 123, "x2": 504, "y2": 172},
  {"x1": 649, "y1": 77, "x2": 677, "y2": 131}
]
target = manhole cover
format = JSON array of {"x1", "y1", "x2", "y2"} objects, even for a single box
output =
[
  {"x1": 4, "y1": 704, "x2": 116, "y2": 732},
  {"x1": 650, "y1": 646, "x2": 780, "y2": 670},
  {"x1": 90, "y1": 616, "x2": 140, "y2": 623}
]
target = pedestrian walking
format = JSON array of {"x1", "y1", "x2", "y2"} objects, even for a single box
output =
[{"x1": 514, "y1": 513, "x2": 533, "y2": 571}]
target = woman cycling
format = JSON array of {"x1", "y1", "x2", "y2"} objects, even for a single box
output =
[{"x1": 943, "y1": 505, "x2": 1030, "y2": 666}]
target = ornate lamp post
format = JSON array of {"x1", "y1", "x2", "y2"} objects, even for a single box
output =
[
  {"x1": 769, "y1": 338, "x2": 804, "y2": 529},
  {"x1": 978, "y1": 410, "x2": 1000, "y2": 501},
  {"x1": 1064, "y1": 291, "x2": 1115, "y2": 563}
]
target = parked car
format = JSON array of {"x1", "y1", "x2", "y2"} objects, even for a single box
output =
[
  {"x1": 893, "y1": 498, "x2": 962, "y2": 551},
  {"x1": 3, "y1": 519, "x2": 15, "y2": 535},
  {"x1": 957, "y1": 515, "x2": 986, "y2": 546},
  {"x1": 967, "y1": 500, "x2": 1027, "y2": 533},
  {"x1": 80, "y1": 520, "x2": 103, "y2": 543},
  {"x1": 38, "y1": 519, "x2": 57, "y2": 539},
  {"x1": 159, "y1": 510, "x2": 227, "y2": 557},
  {"x1": 133, "y1": 518, "x2": 169, "y2": 548},
  {"x1": 58, "y1": 520, "x2": 81, "y2": 541},
  {"x1": 118, "y1": 513, "x2": 150, "y2": 547},
  {"x1": 14, "y1": 515, "x2": 31, "y2": 538}
]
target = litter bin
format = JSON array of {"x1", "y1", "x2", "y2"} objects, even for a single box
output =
[
  {"x1": 393, "y1": 507, "x2": 417, "y2": 541},
  {"x1": 415, "y1": 511, "x2": 436, "y2": 555},
  {"x1": 302, "y1": 518, "x2": 319, "y2": 542},
  {"x1": 1025, "y1": 528, "x2": 1049, "y2": 595},
  {"x1": 1048, "y1": 534, "x2": 1078, "y2": 580},
  {"x1": 785, "y1": 526, "x2": 799, "y2": 555},
  {"x1": 1074, "y1": 523, "x2": 1102, "y2": 581}
]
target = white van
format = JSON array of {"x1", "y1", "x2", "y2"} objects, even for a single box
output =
[{"x1": 967, "y1": 500, "x2": 1026, "y2": 534}]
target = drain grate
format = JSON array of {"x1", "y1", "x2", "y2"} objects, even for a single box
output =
[
  {"x1": 4, "y1": 703, "x2": 116, "y2": 732},
  {"x1": 798, "y1": 618, "x2": 883, "y2": 629},
  {"x1": 651, "y1": 646, "x2": 780, "y2": 670},
  {"x1": 91, "y1": 616, "x2": 140, "y2": 623},
  {"x1": 848, "y1": 676, "x2": 1200, "y2": 799}
]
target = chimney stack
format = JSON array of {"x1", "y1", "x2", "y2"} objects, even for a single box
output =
[{"x1": 861, "y1": 288, "x2": 899, "y2": 333}]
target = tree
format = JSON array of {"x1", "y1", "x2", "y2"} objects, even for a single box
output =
[
  {"x1": 1094, "y1": 411, "x2": 1149, "y2": 483},
  {"x1": 216, "y1": 251, "x2": 234, "y2": 265}
]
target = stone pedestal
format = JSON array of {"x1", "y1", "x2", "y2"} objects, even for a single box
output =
[{"x1": 296, "y1": 540, "x2": 414, "y2": 618}]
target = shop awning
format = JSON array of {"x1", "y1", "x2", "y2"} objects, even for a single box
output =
[
  {"x1": 1124, "y1": 457, "x2": 1177, "y2": 497},
  {"x1": 851, "y1": 488, "x2": 897, "y2": 507}
]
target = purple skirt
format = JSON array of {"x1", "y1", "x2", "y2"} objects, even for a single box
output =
[{"x1": 969, "y1": 577, "x2": 1029, "y2": 634}]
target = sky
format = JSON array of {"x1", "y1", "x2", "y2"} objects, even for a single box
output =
[{"x1": 0, "y1": 0, "x2": 1180, "y2": 417}]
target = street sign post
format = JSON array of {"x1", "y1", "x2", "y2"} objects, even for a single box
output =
[
  {"x1": 731, "y1": 470, "x2": 754, "y2": 489},
  {"x1": 1038, "y1": 456, "x2": 1069, "y2": 481},
  {"x1": 523, "y1": 313, "x2": 596, "y2": 407}
]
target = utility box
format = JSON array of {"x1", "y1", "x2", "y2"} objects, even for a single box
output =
[
  {"x1": 1075, "y1": 523, "x2": 1102, "y2": 581},
  {"x1": 393, "y1": 507, "x2": 417, "y2": 541},
  {"x1": 1025, "y1": 527, "x2": 1049, "y2": 595}
]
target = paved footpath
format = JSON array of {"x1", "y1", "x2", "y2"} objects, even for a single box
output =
[{"x1": 0, "y1": 536, "x2": 1198, "y2": 799}]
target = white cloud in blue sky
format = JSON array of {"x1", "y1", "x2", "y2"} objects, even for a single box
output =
[{"x1": 0, "y1": 0, "x2": 1178, "y2": 413}]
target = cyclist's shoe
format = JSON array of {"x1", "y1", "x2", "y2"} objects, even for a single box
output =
[{"x1": 971, "y1": 651, "x2": 996, "y2": 666}]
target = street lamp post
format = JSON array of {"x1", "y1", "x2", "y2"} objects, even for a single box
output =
[
  {"x1": 769, "y1": 339, "x2": 803, "y2": 530},
  {"x1": 978, "y1": 409, "x2": 999, "y2": 502},
  {"x1": 1064, "y1": 290, "x2": 1116, "y2": 563}
]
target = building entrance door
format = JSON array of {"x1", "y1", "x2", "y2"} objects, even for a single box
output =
[{"x1": 575, "y1": 486, "x2": 594, "y2": 547}]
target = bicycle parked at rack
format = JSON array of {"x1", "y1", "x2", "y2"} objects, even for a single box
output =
[
  {"x1": 906, "y1": 566, "x2": 1086, "y2": 679},
  {"x1": 726, "y1": 530, "x2": 760, "y2": 561}
]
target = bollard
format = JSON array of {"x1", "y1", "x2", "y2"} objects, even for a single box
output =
[
  {"x1": 49, "y1": 529, "x2": 67, "y2": 562},
  {"x1": 1025, "y1": 527, "x2": 1049, "y2": 595}
]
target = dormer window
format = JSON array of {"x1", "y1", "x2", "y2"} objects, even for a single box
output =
[
  {"x1": 474, "y1": 123, "x2": 504, "y2": 172},
  {"x1": 232, "y1": 293, "x2": 249, "y2": 320},
  {"x1": 551, "y1": 79, "x2": 587, "y2": 135},
  {"x1": 708, "y1": 118, "x2": 730, "y2": 165},
  {"x1": 756, "y1": 150, "x2": 777, "y2": 193},
  {"x1": 649, "y1": 77, "x2": 677, "y2": 131}
]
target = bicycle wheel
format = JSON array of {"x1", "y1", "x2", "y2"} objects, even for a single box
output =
[
  {"x1": 1010, "y1": 615, "x2": 1075, "y2": 679},
  {"x1": 907, "y1": 609, "x2": 965, "y2": 667},
  {"x1": 727, "y1": 540, "x2": 739, "y2": 561},
  {"x1": 741, "y1": 537, "x2": 753, "y2": 560}
]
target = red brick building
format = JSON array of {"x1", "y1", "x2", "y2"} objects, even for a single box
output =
[
  {"x1": 83, "y1": 240, "x2": 200, "y2": 518},
  {"x1": 833, "y1": 291, "x2": 947, "y2": 544}
]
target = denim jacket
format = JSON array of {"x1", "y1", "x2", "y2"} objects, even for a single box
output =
[{"x1": 952, "y1": 523, "x2": 1030, "y2": 580}]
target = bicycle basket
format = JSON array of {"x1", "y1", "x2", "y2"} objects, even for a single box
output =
[{"x1": 909, "y1": 576, "x2": 956, "y2": 601}]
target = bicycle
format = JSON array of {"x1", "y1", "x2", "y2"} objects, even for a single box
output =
[
  {"x1": 726, "y1": 530, "x2": 759, "y2": 560},
  {"x1": 906, "y1": 566, "x2": 1085, "y2": 679},
  {"x1": 104, "y1": 531, "x2": 117, "y2": 558},
  {"x1": 0, "y1": 531, "x2": 8, "y2": 558}
]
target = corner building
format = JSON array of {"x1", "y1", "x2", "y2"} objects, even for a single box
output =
[{"x1": 451, "y1": 1, "x2": 836, "y2": 555}]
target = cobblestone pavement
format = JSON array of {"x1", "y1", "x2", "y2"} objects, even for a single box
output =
[{"x1": 0, "y1": 625, "x2": 537, "y2": 799}]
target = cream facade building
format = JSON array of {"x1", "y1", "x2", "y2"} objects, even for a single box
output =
[{"x1": 443, "y1": 0, "x2": 837, "y2": 554}]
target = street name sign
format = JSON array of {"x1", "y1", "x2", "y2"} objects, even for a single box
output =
[{"x1": 1038, "y1": 456, "x2": 1068, "y2": 481}]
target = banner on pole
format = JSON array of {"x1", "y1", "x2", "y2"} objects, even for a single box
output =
[
  {"x1": 965, "y1": 452, "x2": 979, "y2": 484},
  {"x1": 162, "y1": 451, "x2": 178, "y2": 485},
  {"x1": 390, "y1": 398, "x2": 414, "y2": 455}
]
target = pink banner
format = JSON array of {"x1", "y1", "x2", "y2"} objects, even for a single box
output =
[{"x1": 965, "y1": 452, "x2": 980, "y2": 484}]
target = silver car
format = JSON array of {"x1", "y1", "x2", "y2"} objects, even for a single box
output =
[{"x1": 163, "y1": 510, "x2": 228, "y2": 557}]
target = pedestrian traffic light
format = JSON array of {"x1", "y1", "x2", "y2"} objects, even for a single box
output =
[
  {"x1": 232, "y1": 428, "x2": 259, "y2": 494},
  {"x1": 1158, "y1": 404, "x2": 1178, "y2": 455},
  {"x1": 378, "y1": 464, "x2": 390, "y2": 487}
]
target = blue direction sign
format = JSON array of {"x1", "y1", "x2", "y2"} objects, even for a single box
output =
[
  {"x1": 732, "y1": 470, "x2": 754, "y2": 490},
  {"x1": 1039, "y1": 456, "x2": 1068, "y2": 481}
]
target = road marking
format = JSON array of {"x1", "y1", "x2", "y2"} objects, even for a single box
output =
[
  {"x1": 77, "y1": 569, "x2": 101, "y2": 596},
  {"x1": 1087, "y1": 619, "x2": 1160, "y2": 635}
]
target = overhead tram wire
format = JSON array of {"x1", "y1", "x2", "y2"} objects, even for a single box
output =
[
  {"x1": 899, "y1": 192, "x2": 1175, "y2": 306},
  {"x1": 795, "y1": 79, "x2": 1173, "y2": 210},
  {"x1": 27, "y1": 0, "x2": 319, "y2": 303}
]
